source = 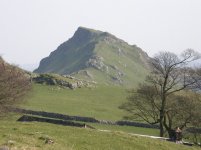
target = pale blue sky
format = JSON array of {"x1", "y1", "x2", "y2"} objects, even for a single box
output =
[{"x1": 0, "y1": 0, "x2": 201, "y2": 70}]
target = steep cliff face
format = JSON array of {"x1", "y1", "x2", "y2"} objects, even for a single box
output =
[
  {"x1": 34, "y1": 27, "x2": 150, "y2": 86},
  {"x1": 34, "y1": 27, "x2": 99, "y2": 74}
]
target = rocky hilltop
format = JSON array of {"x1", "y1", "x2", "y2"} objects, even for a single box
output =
[{"x1": 34, "y1": 27, "x2": 150, "y2": 86}]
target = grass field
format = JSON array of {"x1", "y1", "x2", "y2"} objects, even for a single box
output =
[
  {"x1": 0, "y1": 115, "x2": 199, "y2": 150},
  {"x1": 21, "y1": 84, "x2": 129, "y2": 121},
  {"x1": 1, "y1": 84, "x2": 200, "y2": 149},
  {"x1": 18, "y1": 83, "x2": 162, "y2": 137},
  {"x1": 87, "y1": 123, "x2": 159, "y2": 136}
]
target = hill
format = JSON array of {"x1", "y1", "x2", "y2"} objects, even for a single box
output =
[{"x1": 34, "y1": 27, "x2": 150, "y2": 87}]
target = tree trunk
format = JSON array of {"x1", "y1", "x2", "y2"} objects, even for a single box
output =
[
  {"x1": 159, "y1": 95, "x2": 166, "y2": 137},
  {"x1": 168, "y1": 129, "x2": 176, "y2": 141},
  {"x1": 159, "y1": 110, "x2": 164, "y2": 137}
]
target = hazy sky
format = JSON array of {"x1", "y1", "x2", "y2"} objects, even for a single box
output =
[{"x1": 0, "y1": 0, "x2": 201, "y2": 70}]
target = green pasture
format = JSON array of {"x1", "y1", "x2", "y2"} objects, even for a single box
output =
[
  {"x1": 21, "y1": 84, "x2": 129, "y2": 121},
  {"x1": 0, "y1": 115, "x2": 198, "y2": 150}
]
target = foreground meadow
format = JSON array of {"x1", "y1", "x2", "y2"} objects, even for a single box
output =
[{"x1": 0, "y1": 115, "x2": 198, "y2": 150}]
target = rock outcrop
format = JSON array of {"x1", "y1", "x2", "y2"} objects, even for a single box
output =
[{"x1": 32, "y1": 73, "x2": 95, "y2": 89}]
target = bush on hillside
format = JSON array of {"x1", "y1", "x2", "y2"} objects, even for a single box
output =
[{"x1": 0, "y1": 57, "x2": 31, "y2": 116}]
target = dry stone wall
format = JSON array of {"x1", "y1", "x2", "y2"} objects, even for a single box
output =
[{"x1": 13, "y1": 108, "x2": 159, "y2": 129}]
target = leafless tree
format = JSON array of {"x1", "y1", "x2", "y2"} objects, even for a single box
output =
[
  {"x1": 0, "y1": 57, "x2": 31, "y2": 116},
  {"x1": 120, "y1": 49, "x2": 201, "y2": 137},
  {"x1": 120, "y1": 87, "x2": 201, "y2": 138},
  {"x1": 194, "y1": 68, "x2": 201, "y2": 90}
]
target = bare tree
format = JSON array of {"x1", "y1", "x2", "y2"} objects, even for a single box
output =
[
  {"x1": 120, "y1": 49, "x2": 201, "y2": 137},
  {"x1": 0, "y1": 57, "x2": 31, "y2": 116},
  {"x1": 194, "y1": 68, "x2": 201, "y2": 90},
  {"x1": 120, "y1": 86, "x2": 201, "y2": 138}
]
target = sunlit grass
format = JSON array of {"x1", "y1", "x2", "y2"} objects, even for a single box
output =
[{"x1": 0, "y1": 115, "x2": 198, "y2": 150}]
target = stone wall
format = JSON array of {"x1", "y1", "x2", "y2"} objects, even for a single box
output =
[
  {"x1": 18, "y1": 115, "x2": 85, "y2": 127},
  {"x1": 13, "y1": 108, "x2": 159, "y2": 129},
  {"x1": 13, "y1": 108, "x2": 99, "y2": 123}
]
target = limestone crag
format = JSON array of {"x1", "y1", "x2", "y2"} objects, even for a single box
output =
[
  {"x1": 32, "y1": 74, "x2": 95, "y2": 89},
  {"x1": 86, "y1": 56, "x2": 105, "y2": 71}
]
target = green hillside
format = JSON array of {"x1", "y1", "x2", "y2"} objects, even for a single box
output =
[
  {"x1": 34, "y1": 27, "x2": 149, "y2": 87},
  {"x1": 21, "y1": 84, "x2": 128, "y2": 121},
  {"x1": 0, "y1": 115, "x2": 198, "y2": 150}
]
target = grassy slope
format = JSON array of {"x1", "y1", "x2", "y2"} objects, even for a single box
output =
[
  {"x1": 21, "y1": 84, "x2": 129, "y2": 121},
  {"x1": 73, "y1": 39, "x2": 148, "y2": 87},
  {"x1": 0, "y1": 115, "x2": 198, "y2": 150},
  {"x1": 94, "y1": 40, "x2": 148, "y2": 86},
  {"x1": 87, "y1": 123, "x2": 159, "y2": 136},
  {"x1": 21, "y1": 83, "x2": 161, "y2": 136}
]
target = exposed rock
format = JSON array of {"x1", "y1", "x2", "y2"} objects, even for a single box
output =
[
  {"x1": 83, "y1": 70, "x2": 93, "y2": 78},
  {"x1": 110, "y1": 65, "x2": 119, "y2": 71},
  {"x1": 105, "y1": 66, "x2": 109, "y2": 73},
  {"x1": 77, "y1": 81, "x2": 83, "y2": 88},
  {"x1": 109, "y1": 65, "x2": 125, "y2": 84},
  {"x1": 33, "y1": 74, "x2": 57, "y2": 85},
  {"x1": 86, "y1": 55, "x2": 109, "y2": 73},
  {"x1": 111, "y1": 76, "x2": 123, "y2": 84},
  {"x1": 69, "y1": 83, "x2": 77, "y2": 89},
  {"x1": 118, "y1": 71, "x2": 125, "y2": 77},
  {"x1": 32, "y1": 74, "x2": 92, "y2": 89},
  {"x1": 63, "y1": 75, "x2": 75, "y2": 79},
  {"x1": 39, "y1": 135, "x2": 54, "y2": 144},
  {"x1": 118, "y1": 48, "x2": 124, "y2": 56},
  {"x1": 56, "y1": 80, "x2": 70, "y2": 87},
  {"x1": 45, "y1": 139, "x2": 54, "y2": 144},
  {"x1": 91, "y1": 81, "x2": 97, "y2": 84},
  {"x1": 86, "y1": 55, "x2": 105, "y2": 70}
]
